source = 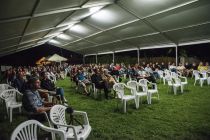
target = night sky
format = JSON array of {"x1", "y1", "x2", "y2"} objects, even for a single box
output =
[
  {"x1": 0, "y1": 44, "x2": 83, "y2": 66},
  {"x1": 0, "y1": 43, "x2": 210, "y2": 66}
]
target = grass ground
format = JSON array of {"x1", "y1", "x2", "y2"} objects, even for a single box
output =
[{"x1": 0, "y1": 77, "x2": 210, "y2": 140}]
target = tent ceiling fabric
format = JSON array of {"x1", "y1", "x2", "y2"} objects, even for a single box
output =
[{"x1": 0, "y1": 0, "x2": 210, "y2": 57}]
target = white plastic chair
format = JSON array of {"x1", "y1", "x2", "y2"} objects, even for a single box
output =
[
  {"x1": 178, "y1": 75, "x2": 188, "y2": 90},
  {"x1": 92, "y1": 83, "x2": 102, "y2": 99},
  {"x1": 171, "y1": 72, "x2": 179, "y2": 79},
  {"x1": 157, "y1": 70, "x2": 164, "y2": 82},
  {"x1": 0, "y1": 84, "x2": 14, "y2": 93},
  {"x1": 47, "y1": 72, "x2": 57, "y2": 84},
  {"x1": 0, "y1": 84, "x2": 14, "y2": 104},
  {"x1": 139, "y1": 79, "x2": 159, "y2": 104},
  {"x1": 167, "y1": 78, "x2": 182, "y2": 95},
  {"x1": 50, "y1": 105, "x2": 91, "y2": 140},
  {"x1": 207, "y1": 72, "x2": 210, "y2": 85},
  {"x1": 11, "y1": 120, "x2": 66, "y2": 140},
  {"x1": 173, "y1": 78, "x2": 184, "y2": 93},
  {"x1": 113, "y1": 83, "x2": 137, "y2": 113},
  {"x1": 163, "y1": 70, "x2": 171, "y2": 85},
  {"x1": 127, "y1": 81, "x2": 148, "y2": 108},
  {"x1": 194, "y1": 71, "x2": 207, "y2": 87},
  {"x1": 0, "y1": 89, "x2": 22, "y2": 123}
]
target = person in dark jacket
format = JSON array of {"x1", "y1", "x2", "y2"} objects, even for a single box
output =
[
  {"x1": 13, "y1": 71, "x2": 27, "y2": 93},
  {"x1": 40, "y1": 72, "x2": 67, "y2": 103},
  {"x1": 91, "y1": 68, "x2": 109, "y2": 99}
]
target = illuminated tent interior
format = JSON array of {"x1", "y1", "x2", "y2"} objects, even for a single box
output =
[
  {"x1": 0, "y1": 0, "x2": 210, "y2": 59},
  {"x1": 1, "y1": 1, "x2": 210, "y2": 140}
]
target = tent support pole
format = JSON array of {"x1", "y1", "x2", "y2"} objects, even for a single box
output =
[
  {"x1": 137, "y1": 49, "x2": 140, "y2": 65},
  {"x1": 96, "y1": 54, "x2": 98, "y2": 64},
  {"x1": 113, "y1": 52, "x2": 115, "y2": 64},
  {"x1": 83, "y1": 55, "x2": 85, "y2": 64},
  {"x1": 175, "y1": 45, "x2": 178, "y2": 67}
]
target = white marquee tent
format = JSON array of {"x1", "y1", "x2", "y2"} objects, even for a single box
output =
[
  {"x1": 0, "y1": 0, "x2": 210, "y2": 64},
  {"x1": 47, "y1": 53, "x2": 67, "y2": 62}
]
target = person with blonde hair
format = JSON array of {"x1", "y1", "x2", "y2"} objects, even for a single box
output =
[{"x1": 198, "y1": 61, "x2": 208, "y2": 72}]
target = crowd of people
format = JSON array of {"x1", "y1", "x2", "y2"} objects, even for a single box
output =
[
  {"x1": 0, "y1": 64, "x2": 70, "y2": 121},
  {"x1": 0, "y1": 61, "x2": 209, "y2": 117},
  {"x1": 68, "y1": 61, "x2": 210, "y2": 99}
]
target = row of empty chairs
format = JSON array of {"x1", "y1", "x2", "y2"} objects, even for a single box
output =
[
  {"x1": 157, "y1": 70, "x2": 188, "y2": 95},
  {"x1": 113, "y1": 79, "x2": 159, "y2": 113}
]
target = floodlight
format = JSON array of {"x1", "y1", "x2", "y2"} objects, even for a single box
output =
[
  {"x1": 49, "y1": 39, "x2": 61, "y2": 45},
  {"x1": 57, "y1": 34, "x2": 72, "y2": 40},
  {"x1": 89, "y1": 6, "x2": 103, "y2": 14},
  {"x1": 70, "y1": 24, "x2": 89, "y2": 34},
  {"x1": 91, "y1": 9, "x2": 115, "y2": 24}
]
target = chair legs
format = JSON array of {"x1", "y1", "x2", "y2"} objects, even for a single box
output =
[
  {"x1": 147, "y1": 92, "x2": 159, "y2": 104},
  {"x1": 181, "y1": 85, "x2": 184, "y2": 93},
  {"x1": 147, "y1": 93, "x2": 152, "y2": 104},
  {"x1": 123, "y1": 100, "x2": 126, "y2": 113},
  {"x1": 173, "y1": 86, "x2": 177, "y2": 95},
  {"x1": 135, "y1": 97, "x2": 140, "y2": 109},
  {"x1": 208, "y1": 78, "x2": 210, "y2": 85},
  {"x1": 10, "y1": 108, "x2": 13, "y2": 123},
  {"x1": 8, "y1": 107, "x2": 22, "y2": 123},
  {"x1": 194, "y1": 80, "x2": 197, "y2": 86}
]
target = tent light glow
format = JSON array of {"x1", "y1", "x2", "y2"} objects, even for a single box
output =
[
  {"x1": 70, "y1": 24, "x2": 89, "y2": 34},
  {"x1": 91, "y1": 9, "x2": 116, "y2": 24},
  {"x1": 57, "y1": 34, "x2": 72, "y2": 40},
  {"x1": 140, "y1": 44, "x2": 176, "y2": 50},
  {"x1": 49, "y1": 40, "x2": 61, "y2": 45},
  {"x1": 67, "y1": 21, "x2": 79, "y2": 29},
  {"x1": 179, "y1": 39, "x2": 210, "y2": 46},
  {"x1": 89, "y1": 6, "x2": 103, "y2": 14},
  {"x1": 115, "y1": 48, "x2": 138, "y2": 53},
  {"x1": 98, "y1": 51, "x2": 113, "y2": 55}
]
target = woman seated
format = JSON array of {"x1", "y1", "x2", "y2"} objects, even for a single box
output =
[
  {"x1": 76, "y1": 69, "x2": 91, "y2": 95},
  {"x1": 177, "y1": 63, "x2": 186, "y2": 75},
  {"x1": 91, "y1": 68, "x2": 109, "y2": 99},
  {"x1": 102, "y1": 69, "x2": 116, "y2": 88},
  {"x1": 198, "y1": 61, "x2": 208, "y2": 72}
]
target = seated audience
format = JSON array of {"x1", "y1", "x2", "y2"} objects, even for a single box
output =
[
  {"x1": 160, "y1": 62, "x2": 166, "y2": 70},
  {"x1": 177, "y1": 63, "x2": 186, "y2": 75},
  {"x1": 91, "y1": 68, "x2": 109, "y2": 99},
  {"x1": 40, "y1": 72, "x2": 67, "y2": 103},
  {"x1": 102, "y1": 69, "x2": 116, "y2": 88},
  {"x1": 205, "y1": 62, "x2": 210, "y2": 72},
  {"x1": 198, "y1": 61, "x2": 207, "y2": 72},
  {"x1": 169, "y1": 63, "x2": 177, "y2": 72},
  {"x1": 22, "y1": 77, "x2": 53, "y2": 121},
  {"x1": 192, "y1": 62, "x2": 197, "y2": 70},
  {"x1": 76, "y1": 69, "x2": 91, "y2": 95},
  {"x1": 184, "y1": 62, "x2": 192, "y2": 77},
  {"x1": 13, "y1": 71, "x2": 27, "y2": 93}
]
